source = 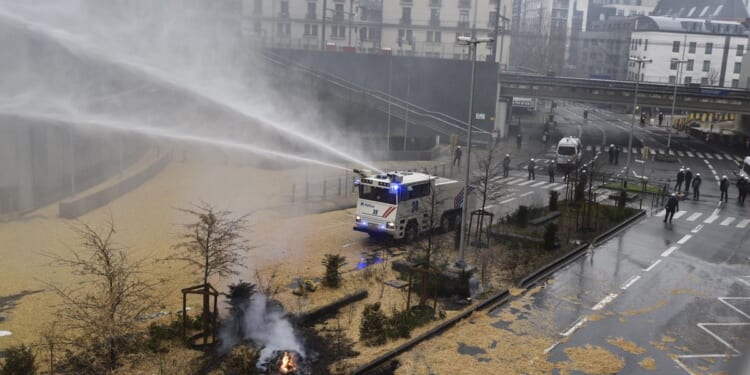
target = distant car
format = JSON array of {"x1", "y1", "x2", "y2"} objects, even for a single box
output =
[{"x1": 556, "y1": 137, "x2": 583, "y2": 168}]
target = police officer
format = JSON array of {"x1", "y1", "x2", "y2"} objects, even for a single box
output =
[
  {"x1": 516, "y1": 133, "x2": 523, "y2": 151},
  {"x1": 675, "y1": 168, "x2": 685, "y2": 192},
  {"x1": 528, "y1": 158, "x2": 536, "y2": 180},
  {"x1": 664, "y1": 193, "x2": 679, "y2": 223},
  {"x1": 608, "y1": 144, "x2": 615, "y2": 164},
  {"x1": 692, "y1": 173, "x2": 702, "y2": 200},
  {"x1": 453, "y1": 145, "x2": 462, "y2": 167},
  {"x1": 548, "y1": 161, "x2": 556, "y2": 183},
  {"x1": 503, "y1": 154, "x2": 511, "y2": 177},
  {"x1": 614, "y1": 145, "x2": 620, "y2": 165},
  {"x1": 738, "y1": 176, "x2": 748, "y2": 205},
  {"x1": 720, "y1": 175, "x2": 729, "y2": 202},
  {"x1": 684, "y1": 168, "x2": 693, "y2": 193}
]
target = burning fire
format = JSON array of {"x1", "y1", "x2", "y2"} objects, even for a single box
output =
[{"x1": 279, "y1": 351, "x2": 297, "y2": 374}]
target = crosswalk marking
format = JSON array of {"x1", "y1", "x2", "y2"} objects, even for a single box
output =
[
  {"x1": 658, "y1": 149, "x2": 665, "y2": 154},
  {"x1": 542, "y1": 182, "x2": 559, "y2": 189},
  {"x1": 656, "y1": 209, "x2": 666, "y2": 217},
  {"x1": 687, "y1": 151, "x2": 695, "y2": 157},
  {"x1": 714, "y1": 154, "x2": 723, "y2": 160},
  {"x1": 702, "y1": 152, "x2": 711, "y2": 159},
  {"x1": 669, "y1": 150, "x2": 675, "y2": 156},
  {"x1": 517, "y1": 180, "x2": 536, "y2": 186},
  {"x1": 531, "y1": 181, "x2": 547, "y2": 187},
  {"x1": 677, "y1": 151, "x2": 684, "y2": 157},
  {"x1": 704, "y1": 214, "x2": 720, "y2": 224},
  {"x1": 673, "y1": 211, "x2": 687, "y2": 219},
  {"x1": 737, "y1": 219, "x2": 750, "y2": 229},
  {"x1": 552, "y1": 184, "x2": 567, "y2": 191},
  {"x1": 720, "y1": 217, "x2": 735, "y2": 226},
  {"x1": 686, "y1": 213, "x2": 703, "y2": 221},
  {"x1": 506, "y1": 178, "x2": 524, "y2": 185}
]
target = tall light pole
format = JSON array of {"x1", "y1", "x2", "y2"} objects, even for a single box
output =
[
  {"x1": 668, "y1": 58, "x2": 687, "y2": 151},
  {"x1": 625, "y1": 56, "x2": 651, "y2": 188},
  {"x1": 321, "y1": 0, "x2": 328, "y2": 50},
  {"x1": 456, "y1": 35, "x2": 494, "y2": 269}
]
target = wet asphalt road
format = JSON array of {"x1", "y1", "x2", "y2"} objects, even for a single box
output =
[{"x1": 502, "y1": 103, "x2": 750, "y2": 374}]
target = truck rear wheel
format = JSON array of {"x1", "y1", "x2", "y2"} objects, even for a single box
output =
[{"x1": 404, "y1": 222, "x2": 418, "y2": 242}]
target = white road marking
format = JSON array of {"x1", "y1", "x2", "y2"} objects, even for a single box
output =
[
  {"x1": 505, "y1": 178, "x2": 524, "y2": 185},
  {"x1": 718, "y1": 297, "x2": 750, "y2": 320},
  {"x1": 677, "y1": 234, "x2": 692, "y2": 244},
  {"x1": 620, "y1": 275, "x2": 641, "y2": 290},
  {"x1": 669, "y1": 150, "x2": 675, "y2": 156},
  {"x1": 643, "y1": 259, "x2": 662, "y2": 272},
  {"x1": 673, "y1": 211, "x2": 687, "y2": 219},
  {"x1": 592, "y1": 293, "x2": 619, "y2": 311},
  {"x1": 687, "y1": 212, "x2": 703, "y2": 221},
  {"x1": 500, "y1": 198, "x2": 516, "y2": 204},
  {"x1": 737, "y1": 219, "x2": 750, "y2": 229},
  {"x1": 704, "y1": 214, "x2": 720, "y2": 224},
  {"x1": 655, "y1": 209, "x2": 666, "y2": 217},
  {"x1": 544, "y1": 342, "x2": 560, "y2": 354},
  {"x1": 542, "y1": 182, "x2": 559, "y2": 189},
  {"x1": 690, "y1": 224, "x2": 704, "y2": 233},
  {"x1": 677, "y1": 151, "x2": 685, "y2": 157},
  {"x1": 517, "y1": 180, "x2": 536, "y2": 186},
  {"x1": 553, "y1": 185, "x2": 567, "y2": 191},
  {"x1": 697, "y1": 323, "x2": 746, "y2": 353},
  {"x1": 720, "y1": 217, "x2": 736, "y2": 226},
  {"x1": 699, "y1": 152, "x2": 708, "y2": 159},
  {"x1": 714, "y1": 154, "x2": 723, "y2": 160},
  {"x1": 661, "y1": 246, "x2": 679, "y2": 257},
  {"x1": 560, "y1": 316, "x2": 589, "y2": 336},
  {"x1": 658, "y1": 149, "x2": 665, "y2": 154},
  {"x1": 686, "y1": 151, "x2": 695, "y2": 157},
  {"x1": 520, "y1": 191, "x2": 534, "y2": 197},
  {"x1": 531, "y1": 181, "x2": 547, "y2": 187}
]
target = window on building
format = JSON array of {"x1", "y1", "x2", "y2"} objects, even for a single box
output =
[
  {"x1": 684, "y1": 76, "x2": 692, "y2": 84},
  {"x1": 644, "y1": 39, "x2": 648, "y2": 50},
  {"x1": 427, "y1": 31, "x2": 433, "y2": 42},
  {"x1": 737, "y1": 45, "x2": 745, "y2": 56},
  {"x1": 277, "y1": 23, "x2": 283, "y2": 34},
  {"x1": 335, "y1": 3, "x2": 344, "y2": 19},
  {"x1": 253, "y1": 21, "x2": 261, "y2": 33},
  {"x1": 435, "y1": 31, "x2": 442, "y2": 43},
  {"x1": 402, "y1": 7, "x2": 411, "y2": 23},
  {"x1": 360, "y1": 27, "x2": 368, "y2": 41},
  {"x1": 280, "y1": 1, "x2": 289, "y2": 15},
  {"x1": 431, "y1": 8, "x2": 440, "y2": 24},
  {"x1": 670, "y1": 60, "x2": 678, "y2": 70},
  {"x1": 459, "y1": 10, "x2": 469, "y2": 26},
  {"x1": 304, "y1": 24, "x2": 310, "y2": 36},
  {"x1": 705, "y1": 42, "x2": 713, "y2": 54},
  {"x1": 669, "y1": 76, "x2": 676, "y2": 84},
  {"x1": 703, "y1": 60, "x2": 710, "y2": 72},
  {"x1": 701, "y1": 77, "x2": 708, "y2": 85},
  {"x1": 686, "y1": 59, "x2": 694, "y2": 71},
  {"x1": 732, "y1": 79, "x2": 740, "y2": 88},
  {"x1": 285, "y1": 23, "x2": 291, "y2": 35},
  {"x1": 735, "y1": 62, "x2": 742, "y2": 74},
  {"x1": 311, "y1": 24, "x2": 318, "y2": 36},
  {"x1": 307, "y1": 2, "x2": 316, "y2": 18},
  {"x1": 672, "y1": 41, "x2": 680, "y2": 52},
  {"x1": 406, "y1": 29, "x2": 413, "y2": 44},
  {"x1": 688, "y1": 42, "x2": 696, "y2": 53}
]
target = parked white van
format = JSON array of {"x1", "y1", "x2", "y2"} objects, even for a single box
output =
[
  {"x1": 556, "y1": 137, "x2": 583, "y2": 167},
  {"x1": 738, "y1": 156, "x2": 750, "y2": 179}
]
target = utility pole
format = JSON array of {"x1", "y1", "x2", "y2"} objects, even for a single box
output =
[
  {"x1": 625, "y1": 56, "x2": 651, "y2": 188},
  {"x1": 321, "y1": 0, "x2": 328, "y2": 50}
]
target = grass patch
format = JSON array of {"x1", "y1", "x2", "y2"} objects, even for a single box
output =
[{"x1": 602, "y1": 182, "x2": 662, "y2": 194}]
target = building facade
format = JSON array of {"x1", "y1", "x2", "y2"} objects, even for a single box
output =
[
  {"x1": 627, "y1": 16, "x2": 748, "y2": 87},
  {"x1": 575, "y1": 16, "x2": 636, "y2": 79},
  {"x1": 243, "y1": 0, "x2": 512, "y2": 63}
]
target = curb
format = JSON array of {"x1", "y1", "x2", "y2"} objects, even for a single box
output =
[
  {"x1": 351, "y1": 289, "x2": 510, "y2": 375},
  {"x1": 592, "y1": 210, "x2": 646, "y2": 247},
  {"x1": 518, "y1": 241, "x2": 591, "y2": 290}
]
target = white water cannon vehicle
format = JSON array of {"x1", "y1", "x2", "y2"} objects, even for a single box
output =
[
  {"x1": 555, "y1": 136, "x2": 583, "y2": 168},
  {"x1": 353, "y1": 170, "x2": 464, "y2": 241}
]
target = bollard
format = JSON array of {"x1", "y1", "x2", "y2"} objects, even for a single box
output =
[
  {"x1": 338, "y1": 178, "x2": 342, "y2": 196},
  {"x1": 292, "y1": 184, "x2": 296, "y2": 203},
  {"x1": 323, "y1": 180, "x2": 327, "y2": 198}
]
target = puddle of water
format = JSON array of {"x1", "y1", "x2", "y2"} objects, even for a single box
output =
[{"x1": 457, "y1": 342, "x2": 487, "y2": 356}]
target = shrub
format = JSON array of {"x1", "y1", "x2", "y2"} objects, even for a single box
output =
[
  {"x1": 147, "y1": 319, "x2": 182, "y2": 352},
  {"x1": 221, "y1": 344, "x2": 260, "y2": 375},
  {"x1": 359, "y1": 303, "x2": 387, "y2": 346},
  {"x1": 515, "y1": 205, "x2": 529, "y2": 227},
  {"x1": 543, "y1": 223, "x2": 558, "y2": 251},
  {"x1": 549, "y1": 190, "x2": 559, "y2": 211},
  {"x1": 321, "y1": 254, "x2": 347, "y2": 288},
  {"x1": 1, "y1": 344, "x2": 36, "y2": 375}
]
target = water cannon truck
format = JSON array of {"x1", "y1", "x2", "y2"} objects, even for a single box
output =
[{"x1": 353, "y1": 170, "x2": 465, "y2": 241}]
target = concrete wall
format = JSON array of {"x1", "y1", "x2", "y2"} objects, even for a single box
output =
[
  {"x1": 270, "y1": 49, "x2": 498, "y2": 132},
  {"x1": 0, "y1": 119, "x2": 148, "y2": 215}
]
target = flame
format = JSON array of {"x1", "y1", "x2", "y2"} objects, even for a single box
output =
[{"x1": 279, "y1": 351, "x2": 297, "y2": 374}]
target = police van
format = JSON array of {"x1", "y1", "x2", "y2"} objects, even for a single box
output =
[
  {"x1": 739, "y1": 156, "x2": 750, "y2": 179},
  {"x1": 556, "y1": 137, "x2": 583, "y2": 168}
]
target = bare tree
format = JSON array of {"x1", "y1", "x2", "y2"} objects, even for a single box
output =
[
  {"x1": 708, "y1": 68, "x2": 720, "y2": 86},
  {"x1": 45, "y1": 220, "x2": 160, "y2": 373},
  {"x1": 472, "y1": 143, "x2": 504, "y2": 243},
  {"x1": 169, "y1": 202, "x2": 251, "y2": 343}
]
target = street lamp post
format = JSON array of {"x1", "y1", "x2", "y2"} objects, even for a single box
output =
[
  {"x1": 624, "y1": 56, "x2": 652, "y2": 188},
  {"x1": 668, "y1": 59, "x2": 688, "y2": 151},
  {"x1": 456, "y1": 35, "x2": 494, "y2": 269}
]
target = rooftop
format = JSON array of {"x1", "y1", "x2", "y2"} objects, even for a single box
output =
[
  {"x1": 633, "y1": 15, "x2": 749, "y2": 35},
  {"x1": 651, "y1": 0, "x2": 749, "y2": 20}
]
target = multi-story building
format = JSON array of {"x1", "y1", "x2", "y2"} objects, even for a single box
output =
[
  {"x1": 650, "y1": 0, "x2": 750, "y2": 21},
  {"x1": 627, "y1": 16, "x2": 749, "y2": 87},
  {"x1": 243, "y1": 0, "x2": 512, "y2": 63},
  {"x1": 575, "y1": 16, "x2": 636, "y2": 79},
  {"x1": 513, "y1": 0, "x2": 590, "y2": 74}
]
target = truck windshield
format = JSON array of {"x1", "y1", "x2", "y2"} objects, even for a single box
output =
[
  {"x1": 359, "y1": 185, "x2": 397, "y2": 204},
  {"x1": 558, "y1": 146, "x2": 576, "y2": 155}
]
